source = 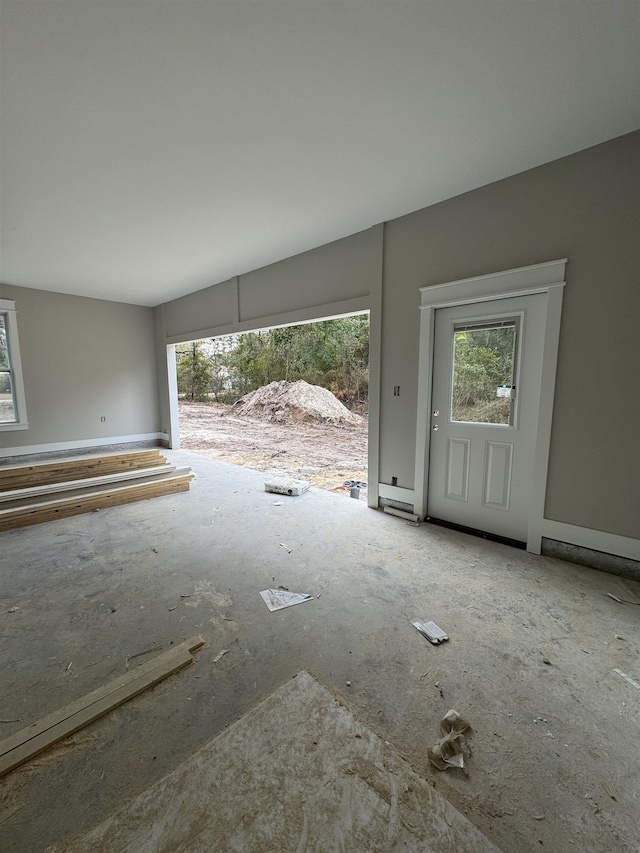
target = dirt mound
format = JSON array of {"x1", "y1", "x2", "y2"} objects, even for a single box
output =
[{"x1": 227, "y1": 380, "x2": 363, "y2": 426}]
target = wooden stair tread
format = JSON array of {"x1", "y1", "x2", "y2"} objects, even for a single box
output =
[
  {"x1": 0, "y1": 449, "x2": 166, "y2": 491},
  {"x1": 0, "y1": 468, "x2": 194, "y2": 514},
  {"x1": 0, "y1": 463, "x2": 178, "y2": 504},
  {"x1": 0, "y1": 450, "x2": 194, "y2": 531},
  {"x1": 0, "y1": 473, "x2": 194, "y2": 532}
]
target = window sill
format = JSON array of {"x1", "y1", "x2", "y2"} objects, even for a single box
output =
[{"x1": 0, "y1": 421, "x2": 29, "y2": 431}]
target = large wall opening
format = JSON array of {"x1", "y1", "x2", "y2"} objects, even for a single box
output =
[{"x1": 174, "y1": 314, "x2": 370, "y2": 499}]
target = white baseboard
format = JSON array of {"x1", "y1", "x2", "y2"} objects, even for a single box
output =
[
  {"x1": 378, "y1": 483, "x2": 416, "y2": 505},
  {"x1": 542, "y1": 519, "x2": 639, "y2": 562},
  {"x1": 0, "y1": 433, "x2": 169, "y2": 459}
]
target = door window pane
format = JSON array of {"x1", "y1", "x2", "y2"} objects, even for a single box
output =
[{"x1": 451, "y1": 321, "x2": 516, "y2": 424}]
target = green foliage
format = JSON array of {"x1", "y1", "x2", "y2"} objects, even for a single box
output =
[
  {"x1": 175, "y1": 316, "x2": 370, "y2": 408},
  {"x1": 225, "y1": 316, "x2": 369, "y2": 408},
  {"x1": 176, "y1": 342, "x2": 214, "y2": 401},
  {"x1": 0, "y1": 319, "x2": 8, "y2": 370},
  {"x1": 0, "y1": 318, "x2": 13, "y2": 395},
  {"x1": 452, "y1": 327, "x2": 515, "y2": 424}
]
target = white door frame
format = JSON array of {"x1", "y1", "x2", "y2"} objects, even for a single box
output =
[{"x1": 414, "y1": 259, "x2": 566, "y2": 554}]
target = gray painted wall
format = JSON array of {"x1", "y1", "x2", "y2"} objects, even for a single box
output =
[
  {"x1": 158, "y1": 226, "x2": 380, "y2": 458},
  {"x1": 2, "y1": 133, "x2": 637, "y2": 543},
  {"x1": 160, "y1": 131, "x2": 638, "y2": 541},
  {"x1": 238, "y1": 229, "x2": 373, "y2": 322},
  {"x1": 163, "y1": 229, "x2": 376, "y2": 341},
  {"x1": 0, "y1": 285, "x2": 161, "y2": 452},
  {"x1": 381, "y1": 131, "x2": 639, "y2": 539}
]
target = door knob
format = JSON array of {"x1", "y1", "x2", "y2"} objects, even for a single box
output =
[{"x1": 433, "y1": 424, "x2": 439, "y2": 431}]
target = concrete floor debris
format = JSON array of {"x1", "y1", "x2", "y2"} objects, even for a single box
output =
[
  {"x1": 428, "y1": 709, "x2": 472, "y2": 771},
  {"x1": 1, "y1": 449, "x2": 639, "y2": 853},
  {"x1": 412, "y1": 620, "x2": 449, "y2": 644},
  {"x1": 49, "y1": 673, "x2": 499, "y2": 853},
  {"x1": 264, "y1": 478, "x2": 310, "y2": 496},
  {"x1": 259, "y1": 589, "x2": 313, "y2": 612}
]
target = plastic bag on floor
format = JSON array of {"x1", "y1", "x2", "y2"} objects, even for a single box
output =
[{"x1": 428, "y1": 709, "x2": 472, "y2": 770}]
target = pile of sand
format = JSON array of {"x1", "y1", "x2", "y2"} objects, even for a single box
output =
[{"x1": 227, "y1": 380, "x2": 363, "y2": 426}]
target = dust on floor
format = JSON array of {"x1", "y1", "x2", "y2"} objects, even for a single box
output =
[
  {"x1": 49, "y1": 672, "x2": 500, "y2": 853},
  {"x1": 1, "y1": 450, "x2": 638, "y2": 853}
]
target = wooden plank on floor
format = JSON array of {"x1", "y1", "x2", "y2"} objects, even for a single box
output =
[
  {"x1": 0, "y1": 464, "x2": 177, "y2": 504},
  {"x1": 0, "y1": 455, "x2": 167, "y2": 490},
  {"x1": 0, "y1": 635, "x2": 205, "y2": 758},
  {"x1": 0, "y1": 472, "x2": 194, "y2": 532},
  {"x1": 0, "y1": 449, "x2": 165, "y2": 482},
  {"x1": 0, "y1": 636, "x2": 204, "y2": 778},
  {"x1": 0, "y1": 468, "x2": 194, "y2": 512},
  {"x1": 0, "y1": 448, "x2": 164, "y2": 470},
  {"x1": 0, "y1": 450, "x2": 166, "y2": 491}
]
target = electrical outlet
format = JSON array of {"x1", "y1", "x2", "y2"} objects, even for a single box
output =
[
  {"x1": 392, "y1": 476, "x2": 398, "y2": 486},
  {"x1": 100, "y1": 416, "x2": 106, "y2": 422}
]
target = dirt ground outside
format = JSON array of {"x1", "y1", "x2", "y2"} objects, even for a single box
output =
[{"x1": 178, "y1": 401, "x2": 369, "y2": 497}]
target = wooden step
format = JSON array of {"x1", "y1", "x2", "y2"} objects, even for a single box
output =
[
  {"x1": 0, "y1": 463, "x2": 177, "y2": 504},
  {"x1": 0, "y1": 470, "x2": 194, "y2": 532},
  {"x1": 0, "y1": 449, "x2": 166, "y2": 492}
]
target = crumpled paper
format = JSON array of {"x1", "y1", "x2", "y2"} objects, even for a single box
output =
[{"x1": 427, "y1": 709, "x2": 472, "y2": 770}]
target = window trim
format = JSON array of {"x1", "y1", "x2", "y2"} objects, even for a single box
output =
[{"x1": 0, "y1": 299, "x2": 29, "y2": 431}]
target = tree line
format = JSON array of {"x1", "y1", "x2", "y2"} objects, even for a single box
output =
[
  {"x1": 452, "y1": 325, "x2": 516, "y2": 424},
  {"x1": 176, "y1": 315, "x2": 370, "y2": 411}
]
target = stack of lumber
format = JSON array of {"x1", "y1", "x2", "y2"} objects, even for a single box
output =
[{"x1": 0, "y1": 449, "x2": 194, "y2": 532}]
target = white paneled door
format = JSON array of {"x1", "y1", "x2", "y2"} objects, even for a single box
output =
[{"x1": 427, "y1": 294, "x2": 545, "y2": 543}]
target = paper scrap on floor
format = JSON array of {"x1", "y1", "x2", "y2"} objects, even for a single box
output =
[{"x1": 260, "y1": 589, "x2": 313, "y2": 612}]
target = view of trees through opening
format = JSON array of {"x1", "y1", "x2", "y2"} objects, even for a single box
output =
[
  {"x1": 451, "y1": 321, "x2": 517, "y2": 425},
  {"x1": 176, "y1": 314, "x2": 369, "y2": 411},
  {"x1": 174, "y1": 315, "x2": 370, "y2": 496}
]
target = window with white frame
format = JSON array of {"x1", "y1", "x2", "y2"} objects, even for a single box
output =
[{"x1": 0, "y1": 299, "x2": 28, "y2": 430}]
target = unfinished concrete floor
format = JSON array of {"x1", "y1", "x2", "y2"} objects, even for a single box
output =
[
  {"x1": 50, "y1": 671, "x2": 500, "y2": 853},
  {"x1": 1, "y1": 449, "x2": 638, "y2": 853}
]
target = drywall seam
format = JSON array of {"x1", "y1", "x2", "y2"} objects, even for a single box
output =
[{"x1": 165, "y1": 296, "x2": 369, "y2": 345}]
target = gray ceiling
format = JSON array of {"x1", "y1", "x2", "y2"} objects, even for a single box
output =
[{"x1": 1, "y1": 1, "x2": 638, "y2": 307}]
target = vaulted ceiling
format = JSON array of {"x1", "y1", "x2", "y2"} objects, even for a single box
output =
[{"x1": 1, "y1": 1, "x2": 638, "y2": 306}]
